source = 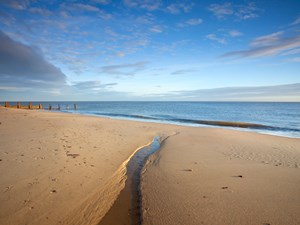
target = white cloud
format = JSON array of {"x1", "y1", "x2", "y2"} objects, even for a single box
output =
[
  {"x1": 116, "y1": 52, "x2": 125, "y2": 57},
  {"x1": 166, "y1": 3, "x2": 194, "y2": 14},
  {"x1": 288, "y1": 57, "x2": 300, "y2": 62},
  {"x1": 92, "y1": 0, "x2": 111, "y2": 5},
  {"x1": 178, "y1": 18, "x2": 203, "y2": 27},
  {"x1": 187, "y1": 18, "x2": 203, "y2": 26},
  {"x1": 206, "y1": 34, "x2": 226, "y2": 44},
  {"x1": 228, "y1": 30, "x2": 243, "y2": 37},
  {"x1": 281, "y1": 48, "x2": 300, "y2": 56},
  {"x1": 60, "y1": 3, "x2": 112, "y2": 19},
  {"x1": 73, "y1": 3, "x2": 100, "y2": 12},
  {"x1": 291, "y1": 16, "x2": 300, "y2": 26},
  {"x1": 207, "y1": 2, "x2": 233, "y2": 19},
  {"x1": 135, "y1": 14, "x2": 155, "y2": 25},
  {"x1": 208, "y1": 2, "x2": 260, "y2": 20},
  {"x1": 1, "y1": 0, "x2": 29, "y2": 10},
  {"x1": 149, "y1": 25, "x2": 163, "y2": 33},
  {"x1": 235, "y1": 3, "x2": 260, "y2": 20},
  {"x1": 123, "y1": 0, "x2": 162, "y2": 11},
  {"x1": 29, "y1": 7, "x2": 52, "y2": 16}
]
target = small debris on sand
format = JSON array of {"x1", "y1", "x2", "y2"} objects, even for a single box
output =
[
  {"x1": 50, "y1": 189, "x2": 57, "y2": 193},
  {"x1": 66, "y1": 153, "x2": 80, "y2": 158},
  {"x1": 221, "y1": 186, "x2": 228, "y2": 189}
]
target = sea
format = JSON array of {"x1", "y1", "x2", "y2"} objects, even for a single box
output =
[{"x1": 3, "y1": 101, "x2": 300, "y2": 138}]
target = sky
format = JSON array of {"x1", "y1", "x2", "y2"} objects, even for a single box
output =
[{"x1": 0, "y1": 0, "x2": 300, "y2": 101}]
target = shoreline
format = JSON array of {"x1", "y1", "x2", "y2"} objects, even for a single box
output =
[
  {"x1": 1, "y1": 107, "x2": 300, "y2": 225},
  {"x1": 2, "y1": 106, "x2": 299, "y2": 139}
]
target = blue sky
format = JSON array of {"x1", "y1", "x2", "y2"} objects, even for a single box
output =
[{"x1": 0, "y1": 0, "x2": 300, "y2": 101}]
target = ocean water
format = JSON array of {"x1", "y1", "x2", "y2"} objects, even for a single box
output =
[{"x1": 3, "y1": 101, "x2": 300, "y2": 138}]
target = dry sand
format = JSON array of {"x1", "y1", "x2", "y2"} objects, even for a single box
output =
[
  {"x1": 0, "y1": 107, "x2": 300, "y2": 225},
  {"x1": 141, "y1": 128, "x2": 300, "y2": 225},
  {"x1": 0, "y1": 107, "x2": 174, "y2": 225}
]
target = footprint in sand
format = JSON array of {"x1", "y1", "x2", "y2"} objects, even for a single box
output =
[
  {"x1": 4, "y1": 185, "x2": 13, "y2": 192},
  {"x1": 50, "y1": 189, "x2": 57, "y2": 194},
  {"x1": 66, "y1": 153, "x2": 80, "y2": 158},
  {"x1": 232, "y1": 175, "x2": 243, "y2": 178}
]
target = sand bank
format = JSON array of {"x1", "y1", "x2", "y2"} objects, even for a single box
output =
[{"x1": 1, "y1": 107, "x2": 300, "y2": 225}]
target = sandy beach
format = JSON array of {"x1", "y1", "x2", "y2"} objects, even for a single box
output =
[{"x1": 1, "y1": 107, "x2": 300, "y2": 225}]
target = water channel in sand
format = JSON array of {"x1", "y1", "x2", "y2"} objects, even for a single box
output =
[{"x1": 99, "y1": 137, "x2": 161, "y2": 225}]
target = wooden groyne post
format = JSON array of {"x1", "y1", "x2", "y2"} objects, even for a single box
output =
[{"x1": 3, "y1": 102, "x2": 45, "y2": 110}]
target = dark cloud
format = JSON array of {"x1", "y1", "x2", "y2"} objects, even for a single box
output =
[{"x1": 0, "y1": 30, "x2": 66, "y2": 87}]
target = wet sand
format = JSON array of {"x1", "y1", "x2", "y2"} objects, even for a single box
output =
[{"x1": 1, "y1": 107, "x2": 300, "y2": 225}]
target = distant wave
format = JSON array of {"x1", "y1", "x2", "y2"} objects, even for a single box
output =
[{"x1": 94, "y1": 112, "x2": 300, "y2": 133}]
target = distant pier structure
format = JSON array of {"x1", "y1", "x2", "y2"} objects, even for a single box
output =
[{"x1": 3, "y1": 102, "x2": 78, "y2": 111}]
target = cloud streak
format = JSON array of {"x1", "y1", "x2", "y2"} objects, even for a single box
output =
[
  {"x1": 72, "y1": 81, "x2": 117, "y2": 93},
  {"x1": 72, "y1": 81, "x2": 117, "y2": 89},
  {"x1": 100, "y1": 61, "x2": 148, "y2": 76},
  {"x1": 171, "y1": 69, "x2": 197, "y2": 75},
  {"x1": 223, "y1": 33, "x2": 300, "y2": 58},
  {"x1": 145, "y1": 83, "x2": 300, "y2": 101}
]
